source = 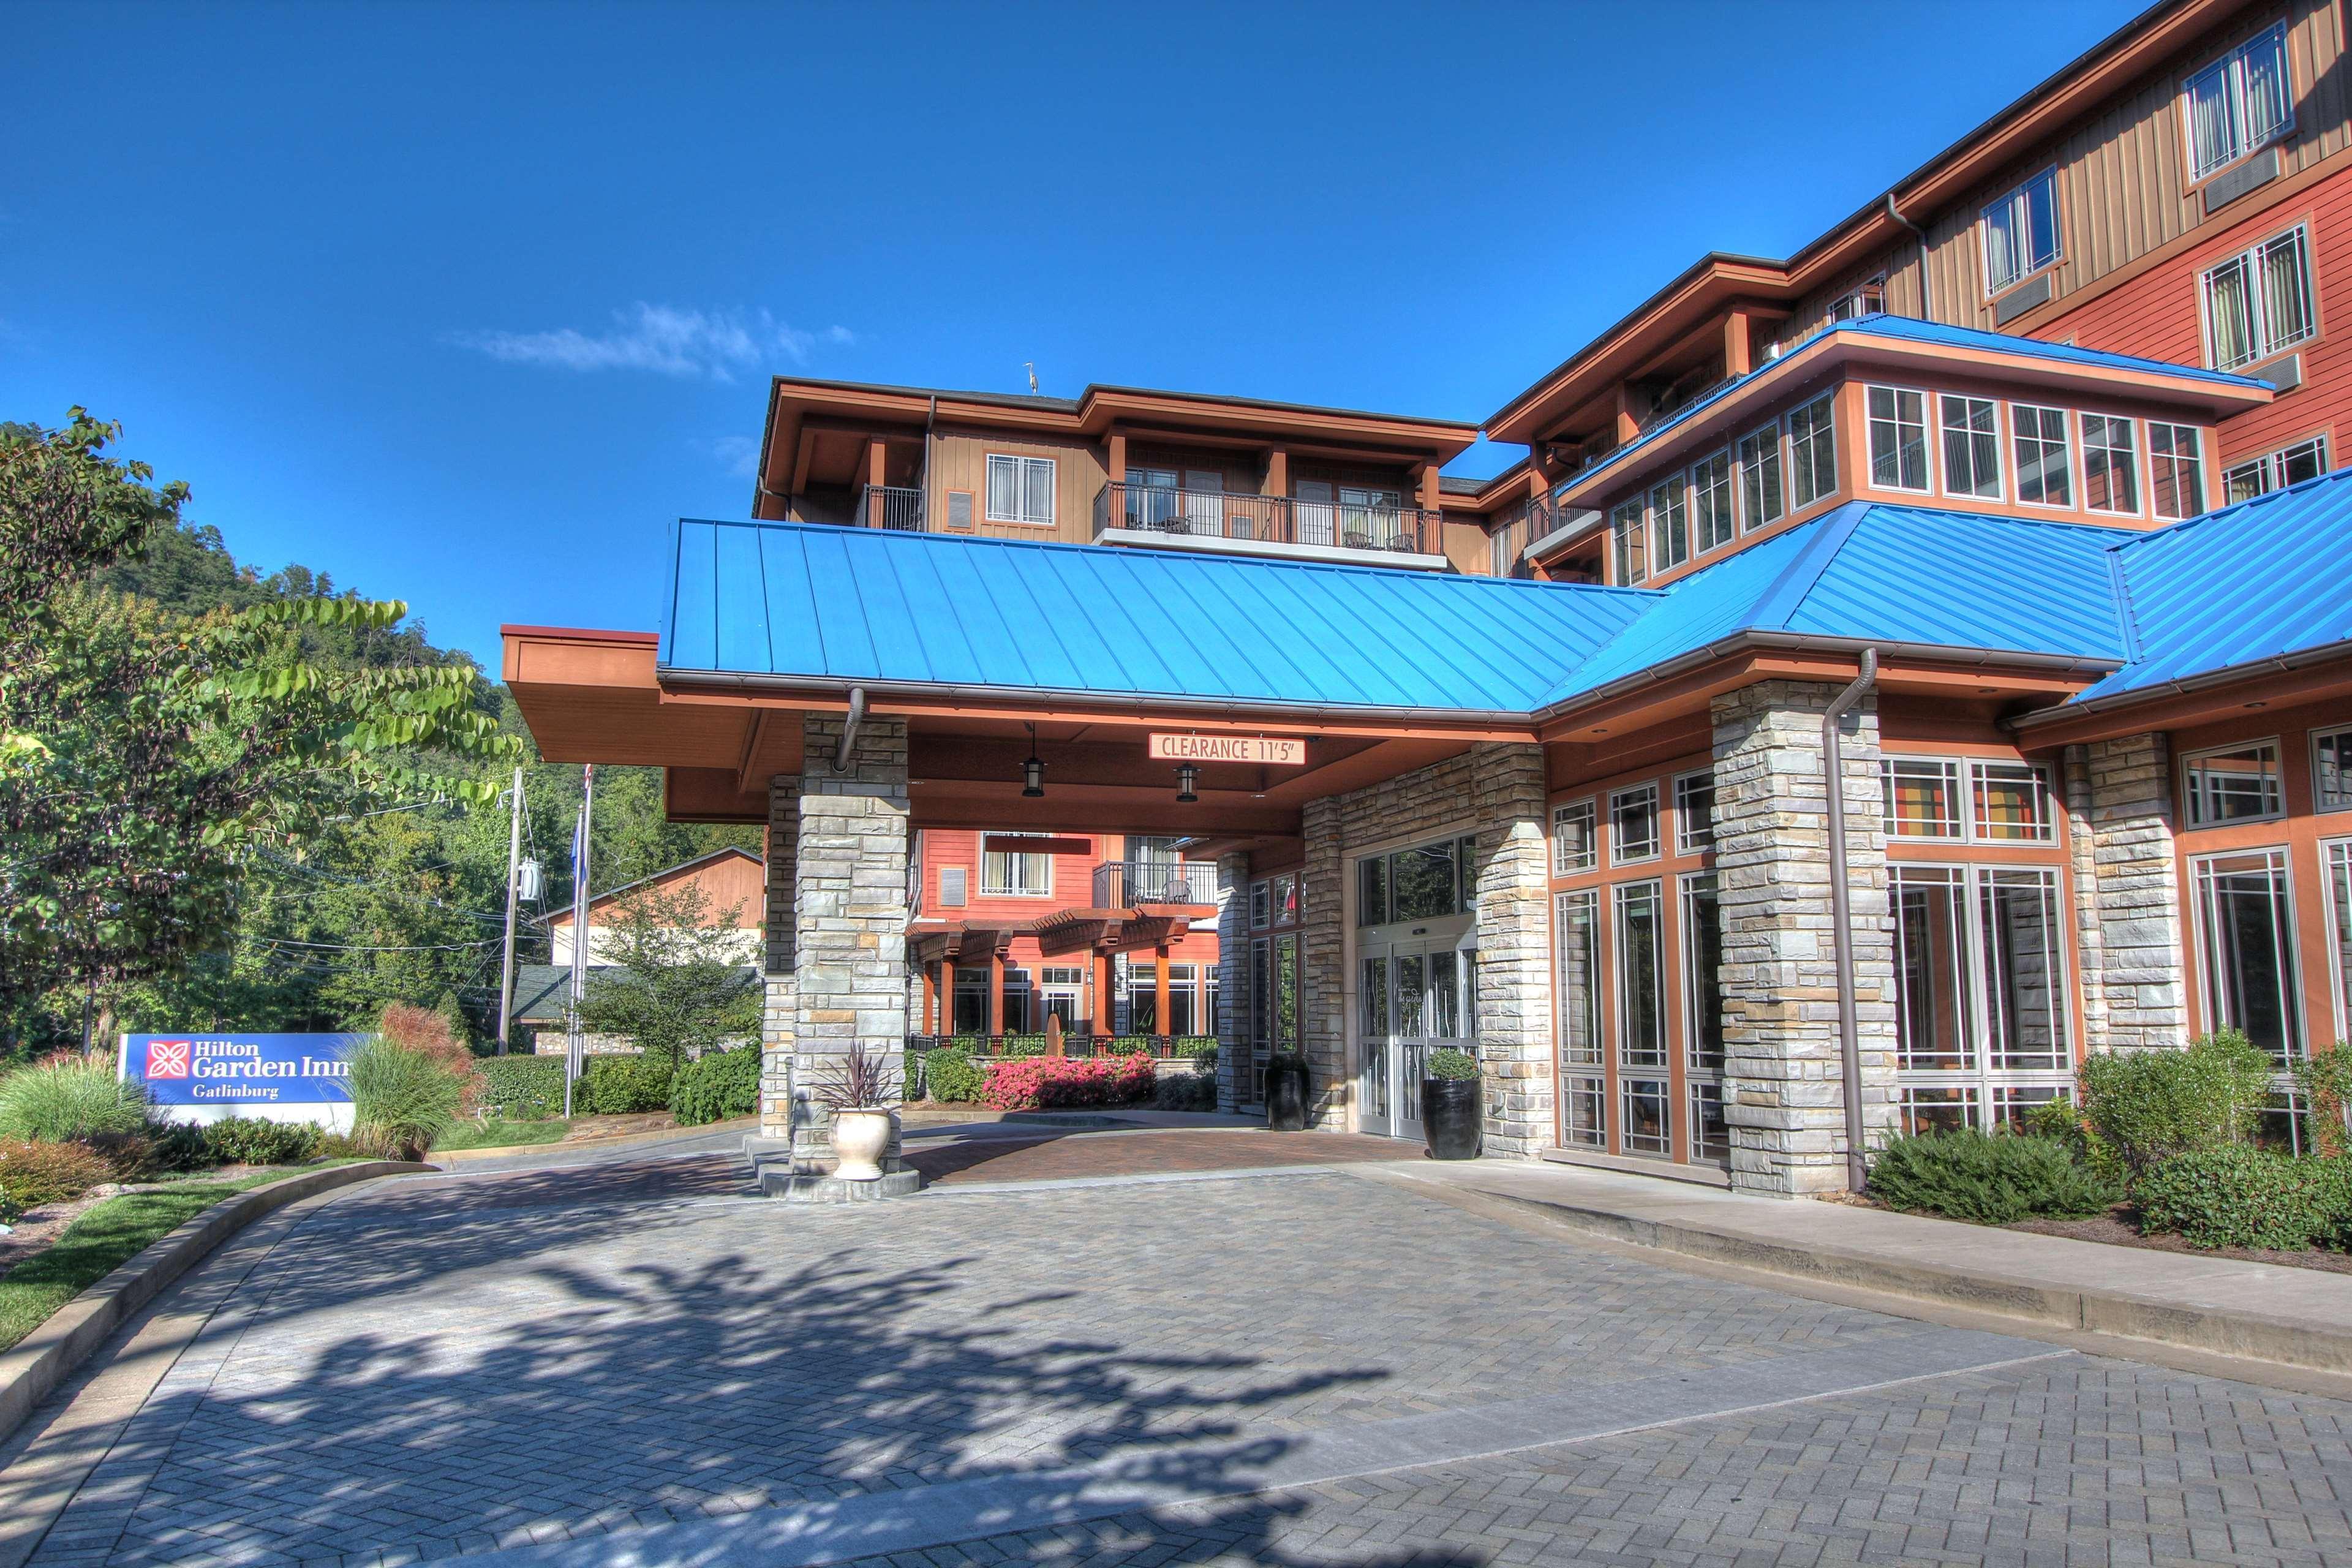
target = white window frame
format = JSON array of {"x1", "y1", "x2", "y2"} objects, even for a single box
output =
[
  {"x1": 1648, "y1": 477, "x2": 1690, "y2": 573},
  {"x1": 2199, "y1": 224, "x2": 2317, "y2": 372},
  {"x1": 2223, "y1": 434, "x2": 2331, "y2": 502},
  {"x1": 1882, "y1": 756, "x2": 1966, "y2": 842},
  {"x1": 2324, "y1": 836, "x2": 2352, "y2": 1046},
  {"x1": 1690, "y1": 449, "x2": 1735, "y2": 554},
  {"x1": 984, "y1": 453, "x2": 1057, "y2": 526},
  {"x1": 1609, "y1": 497, "x2": 1646, "y2": 585},
  {"x1": 2079, "y1": 412, "x2": 2143, "y2": 517},
  {"x1": 1938, "y1": 393, "x2": 2004, "y2": 501},
  {"x1": 1890, "y1": 861, "x2": 2075, "y2": 1132},
  {"x1": 2010, "y1": 402, "x2": 2074, "y2": 509},
  {"x1": 1672, "y1": 771, "x2": 1714, "y2": 856},
  {"x1": 1864, "y1": 384, "x2": 1932, "y2": 495},
  {"x1": 1789, "y1": 393, "x2": 1838, "y2": 508},
  {"x1": 2181, "y1": 737, "x2": 2286, "y2": 827},
  {"x1": 1981, "y1": 167, "x2": 2062, "y2": 296},
  {"x1": 1611, "y1": 878, "x2": 1669, "y2": 1074},
  {"x1": 2148, "y1": 421, "x2": 2208, "y2": 520},
  {"x1": 1555, "y1": 888, "x2": 1603, "y2": 1072},
  {"x1": 2314, "y1": 725, "x2": 2352, "y2": 814},
  {"x1": 1736, "y1": 420, "x2": 1784, "y2": 532},
  {"x1": 1608, "y1": 782, "x2": 1662, "y2": 865},
  {"x1": 1250, "y1": 880, "x2": 1270, "y2": 930},
  {"x1": 2182, "y1": 23, "x2": 2294, "y2": 183},
  {"x1": 1967, "y1": 760, "x2": 2057, "y2": 844},
  {"x1": 2189, "y1": 845, "x2": 2305, "y2": 1062},
  {"x1": 1553, "y1": 796, "x2": 1598, "y2": 875},
  {"x1": 979, "y1": 833, "x2": 1055, "y2": 897}
]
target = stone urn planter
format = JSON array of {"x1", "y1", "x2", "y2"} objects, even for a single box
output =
[
  {"x1": 1420, "y1": 1047, "x2": 1483, "y2": 1161},
  {"x1": 1265, "y1": 1052, "x2": 1310, "y2": 1132},
  {"x1": 830, "y1": 1108, "x2": 895, "y2": 1180}
]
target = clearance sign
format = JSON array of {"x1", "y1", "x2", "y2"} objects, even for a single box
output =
[{"x1": 1147, "y1": 733, "x2": 1307, "y2": 766}]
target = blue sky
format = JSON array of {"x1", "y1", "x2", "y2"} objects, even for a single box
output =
[{"x1": 4, "y1": 0, "x2": 2145, "y2": 669}]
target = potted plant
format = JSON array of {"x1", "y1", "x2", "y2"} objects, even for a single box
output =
[
  {"x1": 1421, "y1": 1047, "x2": 1483, "y2": 1160},
  {"x1": 812, "y1": 1042, "x2": 901, "y2": 1181},
  {"x1": 1265, "y1": 1050, "x2": 1310, "y2": 1131}
]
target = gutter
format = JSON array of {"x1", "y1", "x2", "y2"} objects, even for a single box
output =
[
  {"x1": 1821, "y1": 647, "x2": 1879, "y2": 1195},
  {"x1": 2005, "y1": 639, "x2": 2352, "y2": 732}
]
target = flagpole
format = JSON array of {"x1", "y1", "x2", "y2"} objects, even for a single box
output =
[{"x1": 564, "y1": 764, "x2": 595, "y2": 1118}]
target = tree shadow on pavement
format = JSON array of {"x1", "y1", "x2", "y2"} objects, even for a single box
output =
[{"x1": 42, "y1": 1158, "x2": 1487, "y2": 1567}]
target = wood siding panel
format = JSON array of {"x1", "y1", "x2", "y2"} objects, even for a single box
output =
[{"x1": 926, "y1": 428, "x2": 1105, "y2": 544}]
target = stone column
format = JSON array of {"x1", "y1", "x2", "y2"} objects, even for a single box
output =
[
  {"x1": 2060, "y1": 745, "x2": 2108, "y2": 1054},
  {"x1": 760, "y1": 773, "x2": 802, "y2": 1138},
  {"x1": 1710, "y1": 680, "x2": 1898, "y2": 1197},
  {"x1": 1215, "y1": 851, "x2": 1249, "y2": 1112},
  {"x1": 1299, "y1": 798, "x2": 1346, "y2": 1126},
  {"x1": 1471, "y1": 743, "x2": 1553, "y2": 1158},
  {"x1": 790, "y1": 710, "x2": 910, "y2": 1163},
  {"x1": 2082, "y1": 731, "x2": 2189, "y2": 1051}
]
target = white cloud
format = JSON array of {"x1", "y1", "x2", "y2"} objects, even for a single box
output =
[
  {"x1": 448, "y1": 303, "x2": 853, "y2": 382},
  {"x1": 706, "y1": 434, "x2": 761, "y2": 479}
]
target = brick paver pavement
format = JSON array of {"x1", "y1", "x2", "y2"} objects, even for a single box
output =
[
  {"x1": 900, "y1": 1127, "x2": 1420, "y2": 1185},
  {"x1": 15, "y1": 1142, "x2": 2352, "y2": 1568}
]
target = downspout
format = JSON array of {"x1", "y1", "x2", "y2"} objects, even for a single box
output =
[
  {"x1": 833, "y1": 687, "x2": 868, "y2": 773},
  {"x1": 1822, "y1": 646, "x2": 1879, "y2": 1193},
  {"x1": 1886, "y1": 193, "x2": 1932, "y2": 320}
]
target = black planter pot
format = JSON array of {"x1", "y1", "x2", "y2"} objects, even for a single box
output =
[
  {"x1": 1420, "y1": 1078, "x2": 1483, "y2": 1160},
  {"x1": 1265, "y1": 1060, "x2": 1310, "y2": 1131}
]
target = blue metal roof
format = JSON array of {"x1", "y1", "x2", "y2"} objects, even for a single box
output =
[
  {"x1": 658, "y1": 475, "x2": 2352, "y2": 722},
  {"x1": 660, "y1": 520, "x2": 1654, "y2": 715},
  {"x1": 1564, "y1": 314, "x2": 2272, "y2": 497}
]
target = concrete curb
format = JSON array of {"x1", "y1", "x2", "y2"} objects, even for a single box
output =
[
  {"x1": 1373, "y1": 1169, "x2": 2352, "y2": 1377},
  {"x1": 429, "y1": 1117, "x2": 758, "y2": 1164},
  {"x1": 0, "y1": 1161, "x2": 424, "y2": 1447}
]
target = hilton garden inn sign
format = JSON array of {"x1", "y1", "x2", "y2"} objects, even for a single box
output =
[{"x1": 122, "y1": 1033, "x2": 361, "y2": 1131}]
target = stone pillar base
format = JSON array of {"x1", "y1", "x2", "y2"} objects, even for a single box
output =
[{"x1": 744, "y1": 1135, "x2": 925, "y2": 1201}]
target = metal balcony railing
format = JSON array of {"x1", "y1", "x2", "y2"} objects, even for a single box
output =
[
  {"x1": 1093, "y1": 481, "x2": 1437, "y2": 556},
  {"x1": 856, "y1": 484, "x2": 925, "y2": 531},
  {"x1": 1092, "y1": 858, "x2": 1213, "y2": 908}
]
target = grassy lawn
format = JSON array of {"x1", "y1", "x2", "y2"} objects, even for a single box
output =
[
  {"x1": 0, "y1": 1168, "x2": 300, "y2": 1352},
  {"x1": 431, "y1": 1118, "x2": 569, "y2": 1152}
]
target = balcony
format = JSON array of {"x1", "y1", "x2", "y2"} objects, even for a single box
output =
[
  {"x1": 1092, "y1": 858, "x2": 1214, "y2": 908},
  {"x1": 855, "y1": 483, "x2": 924, "y2": 531},
  {"x1": 1091, "y1": 481, "x2": 1443, "y2": 565}
]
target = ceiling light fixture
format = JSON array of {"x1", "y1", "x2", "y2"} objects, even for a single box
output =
[
  {"x1": 1021, "y1": 723, "x2": 1046, "y2": 797},
  {"x1": 1175, "y1": 763, "x2": 1199, "y2": 804}
]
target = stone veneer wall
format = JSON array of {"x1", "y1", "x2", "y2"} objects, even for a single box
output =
[
  {"x1": 1215, "y1": 851, "x2": 1249, "y2": 1113},
  {"x1": 1709, "y1": 680, "x2": 1898, "y2": 1197},
  {"x1": 761, "y1": 773, "x2": 802, "y2": 1137},
  {"x1": 2079, "y1": 731, "x2": 2189, "y2": 1050},
  {"x1": 1297, "y1": 744, "x2": 1552, "y2": 1150},
  {"x1": 787, "y1": 711, "x2": 910, "y2": 1159}
]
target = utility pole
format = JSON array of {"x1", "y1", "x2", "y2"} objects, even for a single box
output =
[
  {"x1": 496, "y1": 766, "x2": 525, "y2": 1055},
  {"x1": 564, "y1": 764, "x2": 595, "y2": 1118}
]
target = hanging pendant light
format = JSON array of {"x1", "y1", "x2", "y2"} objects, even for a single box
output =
[
  {"x1": 1021, "y1": 722, "x2": 1046, "y2": 797},
  {"x1": 1175, "y1": 763, "x2": 1199, "y2": 804}
]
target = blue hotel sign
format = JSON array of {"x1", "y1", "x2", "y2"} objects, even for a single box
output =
[{"x1": 124, "y1": 1033, "x2": 361, "y2": 1107}]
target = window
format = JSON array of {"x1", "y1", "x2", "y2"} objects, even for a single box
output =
[
  {"x1": 2224, "y1": 435, "x2": 2329, "y2": 502},
  {"x1": 1039, "y1": 966, "x2": 1085, "y2": 1031},
  {"x1": 2193, "y1": 848, "x2": 2304, "y2": 1063},
  {"x1": 2011, "y1": 404, "x2": 2072, "y2": 507},
  {"x1": 1866, "y1": 386, "x2": 1929, "y2": 492},
  {"x1": 980, "y1": 834, "x2": 1053, "y2": 896},
  {"x1": 1738, "y1": 423, "x2": 1784, "y2": 529},
  {"x1": 2326, "y1": 840, "x2": 2352, "y2": 1042},
  {"x1": 2316, "y1": 726, "x2": 2352, "y2": 812},
  {"x1": 1357, "y1": 855, "x2": 1389, "y2": 926},
  {"x1": 2202, "y1": 227, "x2": 2315, "y2": 372},
  {"x1": 1250, "y1": 881, "x2": 1270, "y2": 930},
  {"x1": 1687, "y1": 1080, "x2": 1730, "y2": 1162},
  {"x1": 1563, "y1": 1074, "x2": 1607, "y2": 1149},
  {"x1": 1789, "y1": 394, "x2": 1838, "y2": 507},
  {"x1": 1248, "y1": 938, "x2": 1270, "y2": 1050},
  {"x1": 1649, "y1": 478, "x2": 1689, "y2": 572},
  {"x1": 1828, "y1": 279, "x2": 1885, "y2": 321},
  {"x1": 1610, "y1": 782, "x2": 1660, "y2": 864},
  {"x1": 1613, "y1": 880, "x2": 1667, "y2": 1072},
  {"x1": 939, "y1": 865, "x2": 968, "y2": 907},
  {"x1": 2182, "y1": 741, "x2": 2285, "y2": 826},
  {"x1": 1620, "y1": 1077, "x2": 1672, "y2": 1157},
  {"x1": 1553, "y1": 797, "x2": 1597, "y2": 875},
  {"x1": 1610, "y1": 498, "x2": 1647, "y2": 584},
  {"x1": 1390, "y1": 839, "x2": 1460, "y2": 921},
  {"x1": 2184, "y1": 24, "x2": 2293, "y2": 182},
  {"x1": 984, "y1": 453, "x2": 1056, "y2": 526},
  {"x1": 1556, "y1": 890, "x2": 1601, "y2": 1070},
  {"x1": 1680, "y1": 873, "x2": 1724, "y2": 1075},
  {"x1": 2081, "y1": 414, "x2": 2139, "y2": 514},
  {"x1": 1125, "y1": 962, "x2": 1198, "y2": 1036},
  {"x1": 1272, "y1": 872, "x2": 1298, "y2": 925},
  {"x1": 1883, "y1": 757, "x2": 1964, "y2": 839},
  {"x1": 1891, "y1": 865, "x2": 2071, "y2": 1133},
  {"x1": 1939, "y1": 394, "x2": 2002, "y2": 499},
  {"x1": 1969, "y1": 761, "x2": 2055, "y2": 843},
  {"x1": 2149, "y1": 423, "x2": 2207, "y2": 519},
  {"x1": 1690, "y1": 451, "x2": 1734, "y2": 552},
  {"x1": 1983, "y1": 168, "x2": 2061, "y2": 293},
  {"x1": 1673, "y1": 772, "x2": 1715, "y2": 855}
]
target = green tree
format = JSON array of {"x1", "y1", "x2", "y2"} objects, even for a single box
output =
[
  {"x1": 574, "y1": 881, "x2": 763, "y2": 1068},
  {"x1": 0, "y1": 411, "x2": 521, "y2": 1044}
]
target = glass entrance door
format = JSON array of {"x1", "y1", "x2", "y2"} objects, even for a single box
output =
[{"x1": 1359, "y1": 935, "x2": 1474, "y2": 1139}]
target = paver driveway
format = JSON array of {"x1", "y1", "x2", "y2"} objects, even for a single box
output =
[{"x1": 15, "y1": 1142, "x2": 2352, "y2": 1568}]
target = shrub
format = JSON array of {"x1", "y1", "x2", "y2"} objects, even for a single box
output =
[
  {"x1": 2291, "y1": 1045, "x2": 2352, "y2": 1159},
  {"x1": 670, "y1": 1046, "x2": 760, "y2": 1126},
  {"x1": 320, "y1": 1129, "x2": 392, "y2": 1159},
  {"x1": 1155, "y1": 1071, "x2": 1216, "y2": 1112},
  {"x1": 200, "y1": 1117, "x2": 322, "y2": 1167},
  {"x1": 1425, "y1": 1048, "x2": 1480, "y2": 1082},
  {"x1": 2135, "y1": 1145, "x2": 2352, "y2": 1251},
  {"x1": 346, "y1": 1037, "x2": 467, "y2": 1161},
  {"x1": 982, "y1": 1053, "x2": 1155, "y2": 1112},
  {"x1": 998, "y1": 1036, "x2": 1048, "y2": 1060},
  {"x1": 0, "y1": 1139, "x2": 115, "y2": 1207},
  {"x1": 576, "y1": 1052, "x2": 674, "y2": 1115},
  {"x1": 477, "y1": 1056, "x2": 566, "y2": 1121},
  {"x1": 2021, "y1": 1096, "x2": 2127, "y2": 1188},
  {"x1": 2078, "y1": 1030, "x2": 2275, "y2": 1178},
  {"x1": 1175, "y1": 1038, "x2": 1219, "y2": 1063},
  {"x1": 377, "y1": 1003, "x2": 484, "y2": 1116},
  {"x1": 0, "y1": 1054, "x2": 149, "y2": 1142},
  {"x1": 921, "y1": 1047, "x2": 985, "y2": 1104},
  {"x1": 1866, "y1": 1129, "x2": 2122, "y2": 1225},
  {"x1": 146, "y1": 1121, "x2": 213, "y2": 1174}
]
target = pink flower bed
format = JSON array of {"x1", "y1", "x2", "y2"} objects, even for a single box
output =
[{"x1": 981, "y1": 1052, "x2": 1156, "y2": 1112}]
